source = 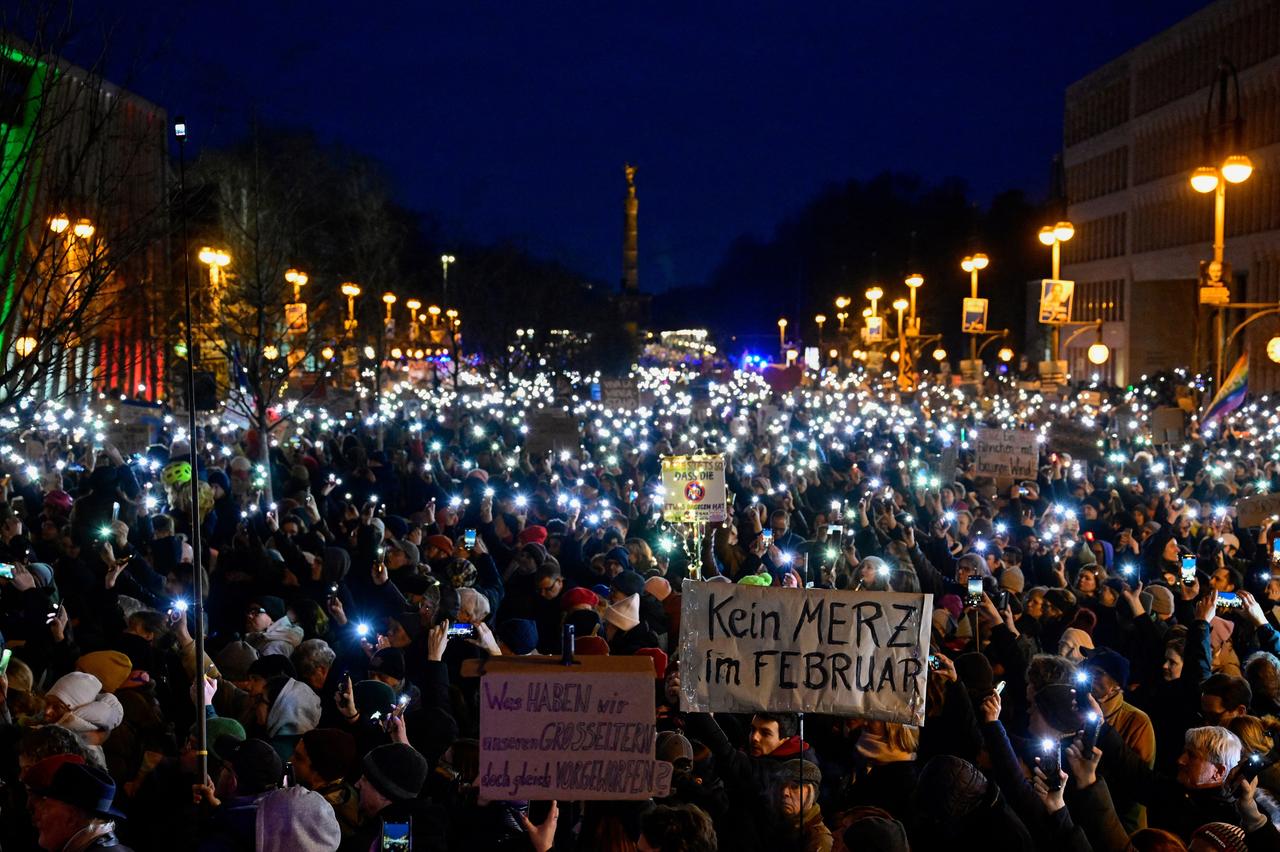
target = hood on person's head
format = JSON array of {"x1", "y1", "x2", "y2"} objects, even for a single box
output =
[
  {"x1": 604, "y1": 546, "x2": 631, "y2": 573},
  {"x1": 206, "y1": 469, "x2": 231, "y2": 494},
  {"x1": 321, "y1": 547, "x2": 351, "y2": 583},
  {"x1": 255, "y1": 786, "x2": 341, "y2": 852},
  {"x1": 384, "y1": 515, "x2": 409, "y2": 540},
  {"x1": 842, "y1": 812, "x2": 910, "y2": 852},
  {"x1": 266, "y1": 678, "x2": 322, "y2": 739},
  {"x1": 912, "y1": 755, "x2": 991, "y2": 826},
  {"x1": 248, "y1": 655, "x2": 296, "y2": 682},
  {"x1": 370, "y1": 648, "x2": 407, "y2": 682}
]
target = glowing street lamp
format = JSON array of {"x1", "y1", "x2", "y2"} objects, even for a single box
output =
[
  {"x1": 1038, "y1": 222, "x2": 1074, "y2": 361},
  {"x1": 382, "y1": 291, "x2": 397, "y2": 322},
  {"x1": 15, "y1": 336, "x2": 37, "y2": 357},
  {"x1": 284, "y1": 268, "x2": 308, "y2": 302},
  {"x1": 321, "y1": 345, "x2": 335, "y2": 361},
  {"x1": 73, "y1": 218, "x2": 95, "y2": 239},
  {"x1": 834, "y1": 296, "x2": 851, "y2": 329},
  {"x1": 441, "y1": 254, "x2": 455, "y2": 300},
  {"x1": 428, "y1": 305, "x2": 442, "y2": 327},
  {"x1": 904, "y1": 272, "x2": 924, "y2": 335},
  {"x1": 198, "y1": 246, "x2": 231, "y2": 314},
  {"x1": 341, "y1": 282, "x2": 361, "y2": 332},
  {"x1": 49, "y1": 214, "x2": 70, "y2": 234},
  {"x1": 892, "y1": 298, "x2": 910, "y2": 390},
  {"x1": 405, "y1": 298, "x2": 422, "y2": 341},
  {"x1": 865, "y1": 286, "x2": 884, "y2": 317},
  {"x1": 262, "y1": 345, "x2": 280, "y2": 361},
  {"x1": 814, "y1": 313, "x2": 826, "y2": 343},
  {"x1": 998, "y1": 347, "x2": 1014, "y2": 363},
  {"x1": 1087, "y1": 341, "x2": 1111, "y2": 365}
]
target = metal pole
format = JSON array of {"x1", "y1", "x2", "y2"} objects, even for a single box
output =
[
  {"x1": 1050, "y1": 240, "x2": 1061, "y2": 362},
  {"x1": 176, "y1": 119, "x2": 208, "y2": 785},
  {"x1": 969, "y1": 269, "x2": 979, "y2": 363}
]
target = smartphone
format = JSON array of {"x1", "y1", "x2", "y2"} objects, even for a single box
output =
[
  {"x1": 965, "y1": 577, "x2": 984, "y2": 608},
  {"x1": 762, "y1": 529, "x2": 774, "y2": 545},
  {"x1": 1239, "y1": 751, "x2": 1277, "y2": 783},
  {"x1": 1038, "y1": 738, "x2": 1063, "y2": 791},
  {"x1": 928, "y1": 654, "x2": 942, "y2": 670},
  {"x1": 1271, "y1": 538, "x2": 1280, "y2": 563},
  {"x1": 447, "y1": 623, "x2": 477, "y2": 639},
  {"x1": 1217, "y1": 591, "x2": 1243, "y2": 609},
  {"x1": 0, "y1": 563, "x2": 14, "y2": 580},
  {"x1": 380, "y1": 818, "x2": 412, "y2": 851},
  {"x1": 464, "y1": 528, "x2": 477, "y2": 549},
  {"x1": 827, "y1": 524, "x2": 844, "y2": 538},
  {"x1": 1081, "y1": 710, "x2": 1102, "y2": 753},
  {"x1": 995, "y1": 680, "x2": 1006, "y2": 696},
  {"x1": 0, "y1": 648, "x2": 11, "y2": 675},
  {"x1": 281, "y1": 761, "x2": 294, "y2": 788},
  {"x1": 1181, "y1": 555, "x2": 1197, "y2": 585},
  {"x1": 994, "y1": 590, "x2": 1010, "y2": 611}
]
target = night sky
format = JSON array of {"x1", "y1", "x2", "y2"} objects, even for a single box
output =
[{"x1": 81, "y1": 1, "x2": 1210, "y2": 292}]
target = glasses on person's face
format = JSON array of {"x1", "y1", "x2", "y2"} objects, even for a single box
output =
[
  {"x1": 247, "y1": 607, "x2": 267, "y2": 617},
  {"x1": 538, "y1": 579, "x2": 560, "y2": 598}
]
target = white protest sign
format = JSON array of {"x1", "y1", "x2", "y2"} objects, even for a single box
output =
[
  {"x1": 974, "y1": 429, "x2": 1039, "y2": 480},
  {"x1": 661, "y1": 454, "x2": 727, "y2": 524},
  {"x1": 600, "y1": 378, "x2": 641, "y2": 409},
  {"x1": 478, "y1": 657, "x2": 672, "y2": 800},
  {"x1": 678, "y1": 581, "x2": 933, "y2": 725}
]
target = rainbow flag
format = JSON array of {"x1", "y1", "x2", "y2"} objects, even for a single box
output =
[{"x1": 1202, "y1": 354, "x2": 1248, "y2": 429}]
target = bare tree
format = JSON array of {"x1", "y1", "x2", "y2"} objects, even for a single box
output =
[{"x1": 0, "y1": 6, "x2": 170, "y2": 404}]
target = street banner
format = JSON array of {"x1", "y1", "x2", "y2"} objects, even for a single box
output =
[
  {"x1": 661, "y1": 454, "x2": 727, "y2": 523},
  {"x1": 865, "y1": 316, "x2": 885, "y2": 343},
  {"x1": 974, "y1": 429, "x2": 1038, "y2": 480},
  {"x1": 961, "y1": 298, "x2": 988, "y2": 333},
  {"x1": 477, "y1": 656, "x2": 672, "y2": 800},
  {"x1": 678, "y1": 581, "x2": 932, "y2": 724},
  {"x1": 1038, "y1": 279, "x2": 1075, "y2": 324}
]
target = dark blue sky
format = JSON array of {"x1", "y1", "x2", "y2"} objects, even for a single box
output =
[{"x1": 84, "y1": 1, "x2": 1210, "y2": 291}]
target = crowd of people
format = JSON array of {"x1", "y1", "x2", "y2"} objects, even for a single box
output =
[{"x1": 2, "y1": 367, "x2": 1280, "y2": 851}]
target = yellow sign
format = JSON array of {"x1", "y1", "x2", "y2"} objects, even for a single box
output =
[
  {"x1": 285, "y1": 302, "x2": 308, "y2": 335},
  {"x1": 660, "y1": 455, "x2": 727, "y2": 524}
]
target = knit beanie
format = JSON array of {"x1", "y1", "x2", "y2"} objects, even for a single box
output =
[
  {"x1": 76, "y1": 651, "x2": 132, "y2": 694},
  {"x1": 497, "y1": 619, "x2": 539, "y2": 655},
  {"x1": 361, "y1": 743, "x2": 428, "y2": 802},
  {"x1": 370, "y1": 648, "x2": 407, "y2": 681},
  {"x1": 603, "y1": 593, "x2": 641, "y2": 631},
  {"x1": 221, "y1": 736, "x2": 283, "y2": 796},
  {"x1": 203, "y1": 717, "x2": 247, "y2": 761},
  {"x1": 300, "y1": 729, "x2": 358, "y2": 783},
  {"x1": 611, "y1": 570, "x2": 645, "y2": 598},
  {"x1": 576, "y1": 636, "x2": 611, "y2": 656},
  {"x1": 1191, "y1": 822, "x2": 1248, "y2": 852},
  {"x1": 47, "y1": 672, "x2": 102, "y2": 710},
  {"x1": 425, "y1": 535, "x2": 454, "y2": 557},
  {"x1": 1085, "y1": 648, "x2": 1131, "y2": 690},
  {"x1": 913, "y1": 755, "x2": 990, "y2": 824},
  {"x1": 217, "y1": 641, "x2": 261, "y2": 682},
  {"x1": 562, "y1": 587, "x2": 599, "y2": 611},
  {"x1": 354, "y1": 680, "x2": 396, "y2": 718},
  {"x1": 998, "y1": 567, "x2": 1025, "y2": 594},
  {"x1": 517, "y1": 526, "x2": 549, "y2": 546},
  {"x1": 255, "y1": 786, "x2": 341, "y2": 852},
  {"x1": 644, "y1": 576, "x2": 672, "y2": 601},
  {"x1": 953, "y1": 652, "x2": 995, "y2": 694},
  {"x1": 843, "y1": 815, "x2": 910, "y2": 852},
  {"x1": 635, "y1": 647, "x2": 668, "y2": 679},
  {"x1": 1147, "y1": 584, "x2": 1176, "y2": 616}
]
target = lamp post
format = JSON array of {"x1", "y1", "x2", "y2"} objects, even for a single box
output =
[
  {"x1": 1037, "y1": 222, "x2": 1074, "y2": 363},
  {"x1": 777, "y1": 318, "x2": 788, "y2": 358},
  {"x1": 441, "y1": 254, "x2": 455, "y2": 302},
  {"x1": 835, "y1": 296, "x2": 851, "y2": 330},
  {"x1": 197, "y1": 246, "x2": 231, "y2": 316},
  {"x1": 865, "y1": 286, "x2": 883, "y2": 318},
  {"x1": 814, "y1": 313, "x2": 826, "y2": 345},
  {"x1": 960, "y1": 253, "x2": 989, "y2": 364},
  {"x1": 1191, "y1": 60, "x2": 1255, "y2": 387},
  {"x1": 904, "y1": 273, "x2": 923, "y2": 336},
  {"x1": 405, "y1": 298, "x2": 422, "y2": 342},
  {"x1": 341, "y1": 282, "x2": 361, "y2": 334},
  {"x1": 285, "y1": 268, "x2": 308, "y2": 302},
  {"x1": 382, "y1": 291, "x2": 397, "y2": 322},
  {"x1": 892, "y1": 297, "x2": 911, "y2": 390}
]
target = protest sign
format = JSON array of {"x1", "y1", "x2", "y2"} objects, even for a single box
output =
[
  {"x1": 678, "y1": 581, "x2": 932, "y2": 724},
  {"x1": 525, "y1": 409, "x2": 579, "y2": 457},
  {"x1": 974, "y1": 429, "x2": 1038, "y2": 480},
  {"x1": 1238, "y1": 494, "x2": 1280, "y2": 528},
  {"x1": 599, "y1": 378, "x2": 641, "y2": 409},
  {"x1": 661, "y1": 454, "x2": 727, "y2": 524},
  {"x1": 1151, "y1": 407, "x2": 1186, "y2": 443},
  {"x1": 476, "y1": 656, "x2": 672, "y2": 800}
]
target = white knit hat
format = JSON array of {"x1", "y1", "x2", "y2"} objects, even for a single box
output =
[{"x1": 603, "y1": 593, "x2": 641, "y2": 631}]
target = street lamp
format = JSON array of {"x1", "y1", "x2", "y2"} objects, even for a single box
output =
[
  {"x1": 198, "y1": 246, "x2": 231, "y2": 315},
  {"x1": 15, "y1": 336, "x2": 36, "y2": 357},
  {"x1": 892, "y1": 297, "x2": 910, "y2": 390},
  {"x1": 777, "y1": 317, "x2": 788, "y2": 356},
  {"x1": 382, "y1": 291, "x2": 397, "y2": 322},
  {"x1": 960, "y1": 253, "x2": 989, "y2": 363},
  {"x1": 428, "y1": 304, "x2": 442, "y2": 326},
  {"x1": 933, "y1": 348, "x2": 947, "y2": 362},
  {"x1": 1038, "y1": 221, "x2": 1074, "y2": 364},
  {"x1": 814, "y1": 313, "x2": 826, "y2": 343},
  {"x1": 904, "y1": 273, "x2": 923, "y2": 335},
  {"x1": 405, "y1": 298, "x2": 422, "y2": 342},
  {"x1": 1191, "y1": 60, "x2": 1256, "y2": 387},
  {"x1": 285, "y1": 268, "x2": 308, "y2": 302},
  {"x1": 49, "y1": 213, "x2": 69, "y2": 234},
  {"x1": 320, "y1": 345, "x2": 335, "y2": 361},
  {"x1": 441, "y1": 254, "x2": 455, "y2": 300},
  {"x1": 835, "y1": 296, "x2": 851, "y2": 330},
  {"x1": 1268, "y1": 337, "x2": 1280, "y2": 364},
  {"x1": 73, "y1": 218, "x2": 95, "y2": 239},
  {"x1": 262, "y1": 345, "x2": 279, "y2": 361},
  {"x1": 1087, "y1": 341, "x2": 1111, "y2": 365},
  {"x1": 341, "y1": 282, "x2": 361, "y2": 332},
  {"x1": 865, "y1": 287, "x2": 883, "y2": 317},
  {"x1": 998, "y1": 347, "x2": 1014, "y2": 363}
]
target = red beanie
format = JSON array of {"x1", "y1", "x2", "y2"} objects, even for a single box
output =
[
  {"x1": 635, "y1": 647, "x2": 668, "y2": 679},
  {"x1": 562, "y1": 587, "x2": 599, "y2": 611},
  {"x1": 517, "y1": 526, "x2": 548, "y2": 546},
  {"x1": 576, "y1": 636, "x2": 610, "y2": 656}
]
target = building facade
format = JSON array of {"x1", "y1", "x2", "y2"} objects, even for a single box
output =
[{"x1": 1059, "y1": 0, "x2": 1280, "y2": 388}]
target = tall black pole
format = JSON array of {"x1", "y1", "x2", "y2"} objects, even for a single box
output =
[{"x1": 174, "y1": 116, "x2": 208, "y2": 784}]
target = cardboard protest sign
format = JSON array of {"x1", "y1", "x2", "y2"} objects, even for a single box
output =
[
  {"x1": 599, "y1": 378, "x2": 641, "y2": 409},
  {"x1": 525, "y1": 409, "x2": 580, "y2": 458},
  {"x1": 477, "y1": 656, "x2": 672, "y2": 800},
  {"x1": 1237, "y1": 494, "x2": 1280, "y2": 528},
  {"x1": 661, "y1": 455, "x2": 728, "y2": 524},
  {"x1": 974, "y1": 429, "x2": 1038, "y2": 480},
  {"x1": 678, "y1": 581, "x2": 933, "y2": 725}
]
